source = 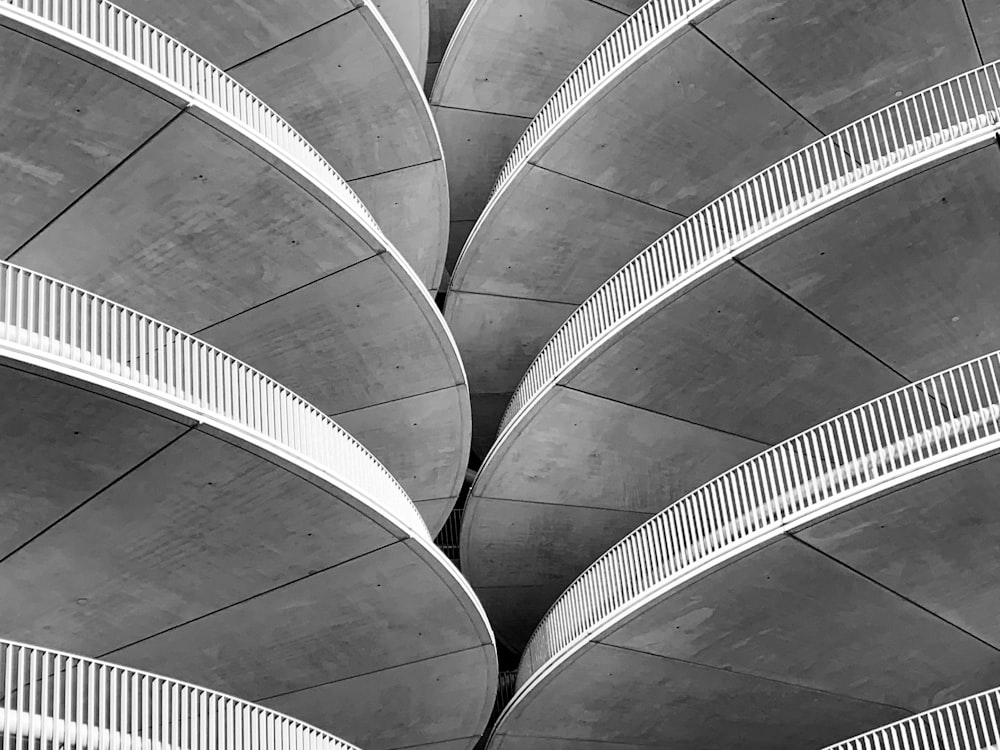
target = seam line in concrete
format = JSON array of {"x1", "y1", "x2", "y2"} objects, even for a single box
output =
[
  {"x1": 431, "y1": 103, "x2": 534, "y2": 120},
  {"x1": 598, "y1": 641, "x2": 912, "y2": 713},
  {"x1": 690, "y1": 25, "x2": 827, "y2": 138},
  {"x1": 394, "y1": 736, "x2": 478, "y2": 750},
  {"x1": 100, "y1": 539, "x2": 403, "y2": 659},
  {"x1": 254, "y1": 643, "x2": 486, "y2": 703},
  {"x1": 446, "y1": 288, "x2": 582, "y2": 306},
  {"x1": 192, "y1": 255, "x2": 376, "y2": 336},
  {"x1": 5, "y1": 109, "x2": 186, "y2": 263},
  {"x1": 960, "y1": 0, "x2": 986, "y2": 65},
  {"x1": 329, "y1": 383, "x2": 460, "y2": 417},
  {"x1": 790, "y1": 534, "x2": 1000, "y2": 655},
  {"x1": 348, "y1": 157, "x2": 442, "y2": 183},
  {"x1": 473, "y1": 493, "x2": 656, "y2": 515},
  {"x1": 560, "y1": 384, "x2": 773, "y2": 445},
  {"x1": 531, "y1": 163, "x2": 689, "y2": 218},
  {"x1": 499, "y1": 734, "x2": 663, "y2": 749},
  {"x1": 585, "y1": 0, "x2": 631, "y2": 15},
  {"x1": 0, "y1": 425, "x2": 196, "y2": 567},
  {"x1": 225, "y1": 7, "x2": 358, "y2": 72}
]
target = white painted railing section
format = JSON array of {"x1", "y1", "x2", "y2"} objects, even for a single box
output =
[
  {"x1": 0, "y1": 262, "x2": 428, "y2": 538},
  {"x1": 0, "y1": 0, "x2": 381, "y2": 236},
  {"x1": 500, "y1": 61, "x2": 1000, "y2": 435},
  {"x1": 0, "y1": 639, "x2": 360, "y2": 750},
  {"x1": 825, "y1": 684, "x2": 1000, "y2": 750},
  {"x1": 518, "y1": 350, "x2": 1000, "y2": 688}
]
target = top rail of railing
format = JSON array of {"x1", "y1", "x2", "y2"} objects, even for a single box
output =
[
  {"x1": 0, "y1": 0, "x2": 381, "y2": 236},
  {"x1": 824, "y1": 682, "x2": 1000, "y2": 750},
  {"x1": 0, "y1": 261, "x2": 428, "y2": 539},
  {"x1": 487, "y1": 0, "x2": 712, "y2": 203},
  {"x1": 516, "y1": 349, "x2": 1000, "y2": 689},
  {"x1": 498, "y1": 60, "x2": 1000, "y2": 435},
  {"x1": 0, "y1": 638, "x2": 360, "y2": 750}
]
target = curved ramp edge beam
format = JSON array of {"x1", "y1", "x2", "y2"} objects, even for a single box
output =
[
  {"x1": 491, "y1": 59, "x2": 1000, "y2": 450},
  {"x1": 0, "y1": 638, "x2": 361, "y2": 750},
  {"x1": 824, "y1": 683, "x2": 1000, "y2": 749},
  {"x1": 505, "y1": 346, "x2": 1000, "y2": 724}
]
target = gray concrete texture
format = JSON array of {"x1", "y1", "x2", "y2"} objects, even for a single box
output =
[
  {"x1": 489, "y1": 450, "x2": 1000, "y2": 748},
  {"x1": 116, "y1": 0, "x2": 445, "y2": 292},
  {"x1": 0, "y1": 362, "x2": 495, "y2": 750},
  {"x1": 0, "y1": 15, "x2": 468, "y2": 533},
  {"x1": 464, "y1": 139, "x2": 1000, "y2": 650},
  {"x1": 446, "y1": 0, "x2": 994, "y2": 456}
]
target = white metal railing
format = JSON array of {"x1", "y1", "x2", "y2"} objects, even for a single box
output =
[
  {"x1": 0, "y1": 262, "x2": 428, "y2": 539},
  {"x1": 824, "y1": 684, "x2": 1000, "y2": 750},
  {"x1": 517, "y1": 349, "x2": 1000, "y2": 687},
  {"x1": 488, "y1": 0, "x2": 713, "y2": 202},
  {"x1": 499, "y1": 61, "x2": 1000, "y2": 434},
  {"x1": 0, "y1": 0, "x2": 380, "y2": 235},
  {"x1": 0, "y1": 639, "x2": 359, "y2": 750}
]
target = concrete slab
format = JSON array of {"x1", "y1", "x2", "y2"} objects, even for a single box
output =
[
  {"x1": 372, "y1": 0, "x2": 430, "y2": 83},
  {"x1": 798, "y1": 451, "x2": 1000, "y2": 649},
  {"x1": 566, "y1": 263, "x2": 907, "y2": 443},
  {"x1": 603, "y1": 536, "x2": 1000, "y2": 710},
  {"x1": 495, "y1": 643, "x2": 907, "y2": 749},
  {"x1": 473, "y1": 584, "x2": 570, "y2": 654},
  {"x1": 0, "y1": 365, "x2": 187, "y2": 560},
  {"x1": 451, "y1": 165, "x2": 682, "y2": 302},
  {"x1": 426, "y1": 0, "x2": 470, "y2": 90},
  {"x1": 470, "y1": 392, "x2": 515, "y2": 460},
  {"x1": 0, "y1": 25, "x2": 176, "y2": 256},
  {"x1": 745, "y1": 147, "x2": 1000, "y2": 381},
  {"x1": 700, "y1": 0, "x2": 982, "y2": 131},
  {"x1": 968, "y1": 0, "x2": 1000, "y2": 60},
  {"x1": 535, "y1": 29, "x2": 819, "y2": 215},
  {"x1": 262, "y1": 647, "x2": 495, "y2": 750}
]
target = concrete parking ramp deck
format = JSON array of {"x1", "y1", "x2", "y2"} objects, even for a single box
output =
[
  {"x1": 0, "y1": 263, "x2": 497, "y2": 750},
  {"x1": 0, "y1": 0, "x2": 468, "y2": 534},
  {"x1": 486, "y1": 350, "x2": 1000, "y2": 749},
  {"x1": 114, "y1": 0, "x2": 442, "y2": 291},
  {"x1": 430, "y1": 0, "x2": 647, "y2": 274},
  {"x1": 462, "y1": 61, "x2": 1000, "y2": 649},
  {"x1": 446, "y1": 0, "x2": 993, "y2": 455}
]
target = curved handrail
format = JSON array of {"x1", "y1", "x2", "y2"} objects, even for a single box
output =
[
  {"x1": 486, "y1": 0, "x2": 713, "y2": 204},
  {"x1": 498, "y1": 60, "x2": 1000, "y2": 435},
  {"x1": 517, "y1": 348, "x2": 1000, "y2": 689},
  {"x1": 0, "y1": 261, "x2": 428, "y2": 539},
  {"x1": 824, "y1": 683, "x2": 1000, "y2": 749},
  {"x1": 0, "y1": 0, "x2": 380, "y2": 236},
  {"x1": 0, "y1": 638, "x2": 360, "y2": 750}
]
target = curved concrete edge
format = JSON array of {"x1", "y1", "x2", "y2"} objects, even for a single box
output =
[
  {"x1": 360, "y1": 0, "x2": 450, "y2": 291},
  {"x1": 374, "y1": 0, "x2": 430, "y2": 84},
  {"x1": 823, "y1": 683, "x2": 1000, "y2": 749},
  {"x1": 480, "y1": 61, "x2": 1000, "y2": 473},
  {"x1": 0, "y1": 638, "x2": 362, "y2": 750},
  {"x1": 447, "y1": 0, "x2": 721, "y2": 290},
  {"x1": 491, "y1": 347, "x2": 1000, "y2": 745},
  {"x1": 427, "y1": 0, "x2": 486, "y2": 101}
]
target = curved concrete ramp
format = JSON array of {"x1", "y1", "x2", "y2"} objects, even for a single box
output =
[
  {"x1": 0, "y1": 262, "x2": 496, "y2": 750},
  {"x1": 431, "y1": 0, "x2": 646, "y2": 275},
  {"x1": 462, "y1": 61, "x2": 1000, "y2": 649},
  {"x1": 425, "y1": 0, "x2": 471, "y2": 91},
  {"x1": 446, "y1": 0, "x2": 991, "y2": 455},
  {"x1": 115, "y1": 0, "x2": 443, "y2": 291},
  {"x1": 487, "y1": 350, "x2": 1000, "y2": 749},
  {"x1": 0, "y1": 0, "x2": 468, "y2": 533}
]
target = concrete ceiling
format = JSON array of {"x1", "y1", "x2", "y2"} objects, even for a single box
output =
[
  {"x1": 430, "y1": 0, "x2": 646, "y2": 273},
  {"x1": 0, "y1": 14, "x2": 468, "y2": 533},
  {"x1": 0, "y1": 360, "x2": 496, "y2": 750},
  {"x1": 488, "y1": 448, "x2": 1000, "y2": 748},
  {"x1": 115, "y1": 0, "x2": 445, "y2": 292},
  {"x1": 462, "y1": 138, "x2": 1000, "y2": 649},
  {"x1": 446, "y1": 0, "x2": 987, "y2": 457}
]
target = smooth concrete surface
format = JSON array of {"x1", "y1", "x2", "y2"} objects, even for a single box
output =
[
  {"x1": 431, "y1": 0, "x2": 647, "y2": 276},
  {"x1": 462, "y1": 139, "x2": 1000, "y2": 649},
  {"x1": 0, "y1": 15, "x2": 469, "y2": 533},
  {"x1": 425, "y1": 0, "x2": 471, "y2": 92},
  {"x1": 116, "y1": 0, "x2": 444, "y2": 291},
  {"x1": 490, "y1": 448, "x2": 1000, "y2": 748},
  {"x1": 0, "y1": 361, "x2": 496, "y2": 750},
  {"x1": 448, "y1": 0, "x2": 987, "y2": 453}
]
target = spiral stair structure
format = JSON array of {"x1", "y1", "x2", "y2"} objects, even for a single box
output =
[
  {"x1": 430, "y1": 0, "x2": 646, "y2": 276},
  {"x1": 460, "y1": 60, "x2": 1000, "y2": 649},
  {"x1": 0, "y1": 640, "x2": 362, "y2": 750},
  {"x1": 486, "y1": 348, "x2": 1000, "y2": 749},
  {"x1": 445, "y1": 0, "x2": 996, "y2": 455},
  {"x1": 0, "y1": 261, "x2": 497, "y2": 750},
  {"x1": 0, "y1": 0, "x2": 469, "y2": 533}
]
